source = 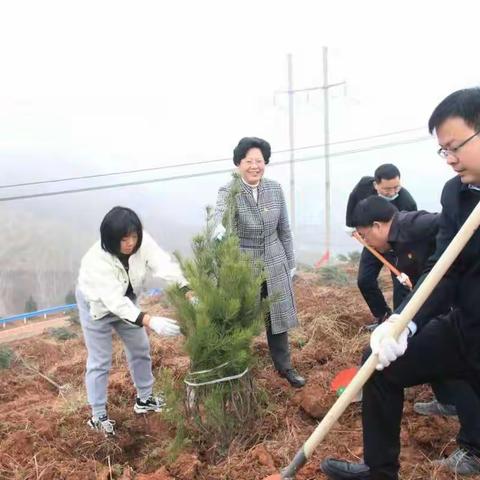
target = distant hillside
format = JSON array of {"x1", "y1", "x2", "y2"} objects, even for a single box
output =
[
  {"x1": 0, "y1": 202, "x2": 196, "y2": 316},
  {"x1": 0, "y1": 205, "x2": 91, "y2": 315}
]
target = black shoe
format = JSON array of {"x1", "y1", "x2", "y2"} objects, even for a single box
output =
[
  {"x1": 364, "y1": 321, "x2": 379, "y2": 332},
  {"x1": 320, "y1": 458, "x2": 371, "y2": 479},
  {"x1": 278, "y1": 368, "x2": 306, "y2": 388},
  {"x1": 364, "y1": 312, "x2": 390, "y2": 332}
]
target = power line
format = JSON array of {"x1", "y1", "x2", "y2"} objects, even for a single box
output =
[
  {"x1": 274, "y1": 50, "x2": 346, "y2": 241},
  {"x1": 0, "y1": 135, "x2": 430, "y2": 202},
  {"x1": 0, "y1": 126, "x2": 426, "y2": 189}
]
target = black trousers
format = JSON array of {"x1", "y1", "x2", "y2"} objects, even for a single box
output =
[
  {"x1": 357, "y1": 247, "x2": 409, "y2": 319},
  {"x1": 430, "y1": 379, "x2": 480, "y2": 451},
  {"x1": 261, "y1": 282, "x2": 292, "y2": 372},
  {"x1": 362, "y1": 316, "x2": 480, "y2": 480},
  {"x1": 431, "y1": 379, "x2": 469, "y2": 405}
]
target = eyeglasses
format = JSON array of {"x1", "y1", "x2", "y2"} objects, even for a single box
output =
[{"x1": 437, "y1": 130, "x2": 480, "y2": 159}]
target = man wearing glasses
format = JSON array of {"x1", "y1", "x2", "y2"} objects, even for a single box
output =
[
  {"x1": 345, "y1": 164, "x2": 417, "y2": 329},
  {"x1": 321, "y1": 88, "x2": 480, "y2": 478}
]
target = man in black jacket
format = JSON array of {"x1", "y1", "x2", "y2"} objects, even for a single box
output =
[
  {"x1": 352, "y1": 195, "x2": 480, "y2": 424},
  {"x1": 321, "y1": 88, "x2": 480, "y2": 479},
  {"x1": 346, "y1": 165, "x2": 417, "y2": 325}
]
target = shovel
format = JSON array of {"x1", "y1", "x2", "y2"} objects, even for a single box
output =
[
  {"x1": 264, "y1": 199, "x2": 480, "y2": 480},
  {"x1": 352, "y1": 231, "x2": 413, "y2": 289}
]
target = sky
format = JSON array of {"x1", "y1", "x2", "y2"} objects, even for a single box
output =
[{"x1": 1, "y1": 0, "x2": 480, "y2": 261}]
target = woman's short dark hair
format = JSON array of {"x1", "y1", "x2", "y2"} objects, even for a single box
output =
[
  {"x1": 374, "y1": 164, "x2": 401, "y2": 182},
  {"x1": 233, "y1": 137, "x2": 271, "y2": 166},
  {"x1": 351, "y1": 196, "x2": 398, "y2": 228},
  {"x1": 100, "y1": 206, "x2": 143, "y2": 255}
]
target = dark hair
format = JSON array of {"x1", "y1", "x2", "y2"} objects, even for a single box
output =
[
  {"x1": 374, "y1": 163, "x2": 400, "y2": 182},
  {"x1": 100, "y1": 206, "x2": 143, "y2": 256},
  {"x1": 351, "y1": 196, "x2": 398, "y2": 228},
  {"x1": 233, "y1": 137, "x2": 271, "y2": 166},
  {"x1": 428, "y1": 87, "x2": 480, "y2": 134}
]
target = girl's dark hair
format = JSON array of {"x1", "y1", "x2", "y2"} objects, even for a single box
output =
[
  {"x1": 233, "y1": 137, "x2": 271, "y2": 166},
  {"x1": 100, "y1": 206, "x2": 143, "y2": 255}
]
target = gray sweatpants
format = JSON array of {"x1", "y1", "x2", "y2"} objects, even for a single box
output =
[{"x1": 76, "y1": 288, "x2": 154, "y2": 419}]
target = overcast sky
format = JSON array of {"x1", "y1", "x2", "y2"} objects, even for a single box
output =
[{"x1": 1, "y1": 0, "x2": 480, "y2": 258}]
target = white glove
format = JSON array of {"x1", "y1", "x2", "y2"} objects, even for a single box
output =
[
  {"x1": 344, "y1": 226, "x2": 356, "y2": 237},
  {"x1": 213, "y1": 224, "x2": 226, "y2": 241},
  {"x1": 396, "y1": 272, "x2": 410, "y2": 287},
  {"x1": 149, "y1": 316, "x2": 181, "y2": 337},
  {"x1": 370, "y1": 314, "x2": 410, "y2": 371},
  {"x1": 189, "y1": 296, "x2": 199, "y2": 305},
  {"x1": 290, "y1": 267, "x2": 296, "y2": 279}
]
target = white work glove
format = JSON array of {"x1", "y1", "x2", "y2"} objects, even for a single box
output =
[
  {"x1": 149, "y1": 316, "x2": 181, "y2": 337},
  {"x1": 213, "y1": 224, "x2": 226, "y2": 241},
  {"x1": 290, "y1": 267, "x2": 296, "y2": 279},
  {"x1": 370, "y1": 314, "x2": 413, "y2": 371},
  {"x1": 396, "y1": 272, "x2": 411, "y2": 287},
  {"x1": 184, "y1": 290, "x2": 198, "y2": 305},
  {"x1": 189, "y1": 296, "x2": 199, "y2": 305},
  {"x1": 344, "y1": 226, "x2": 356, "y2": 237}
]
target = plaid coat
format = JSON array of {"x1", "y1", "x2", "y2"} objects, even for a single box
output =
[{"x1": 215, "y1": 177, "x2": 299, "y2": 334}]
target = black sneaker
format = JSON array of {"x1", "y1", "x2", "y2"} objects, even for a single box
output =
[
  {"x1": 364, "y1": 313, "x2": 390, "y2": 332},
  {"x1": 133, "y1": 394, "x2": 166, "y2": 414},
  {"x1": 364, "y1": 321, "x2": 380, "y2": 332},
  {"x1": 87, "y1": 415, "x2": 116, "y2": 436}
]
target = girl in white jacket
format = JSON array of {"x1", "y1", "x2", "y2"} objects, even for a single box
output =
[{"x1": 76, "y1": 206, "x2": 186, "y2": 436}]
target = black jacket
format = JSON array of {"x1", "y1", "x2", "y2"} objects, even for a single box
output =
[
  {"x1": 388, "y1": 211, "x2": 440, "y2": 285},
  {"x1": 405, "y1": 176, "x2": 480, "y2": 370},
  {"x1": 345, "y1": 176, "x2": 418, "y2": 227}
]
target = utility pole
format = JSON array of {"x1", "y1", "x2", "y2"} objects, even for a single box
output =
[
  {"x1": 322, "y1": 46, "x2": 345, "y2": 264},
  {"x1": 275, "y1": 50, "x2": 344, "y2": 258},
  {"x1": 323, "y1": 46, "x2": 331, "y2": 264}
]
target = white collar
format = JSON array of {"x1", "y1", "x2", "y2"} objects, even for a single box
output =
[{"x1": 241, "y1": 177, "x2": 259, "y2": 188}]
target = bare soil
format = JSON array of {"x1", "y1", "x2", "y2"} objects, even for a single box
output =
[{"x1": 0, "y1": 268, "x2": 473, "y2": 479}]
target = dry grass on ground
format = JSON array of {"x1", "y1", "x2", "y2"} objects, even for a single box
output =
[{"x1": 0, "y1": 267, "x2": 472, "y2": 479}]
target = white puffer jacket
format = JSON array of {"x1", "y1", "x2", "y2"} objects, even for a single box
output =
[{"x1": 78, "y1": 231, "x2": 186, "y2": 322}]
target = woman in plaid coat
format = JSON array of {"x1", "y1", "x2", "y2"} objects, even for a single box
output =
[{"x1": 214, "y1": 137, "x2": 305, "y2": 388}]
